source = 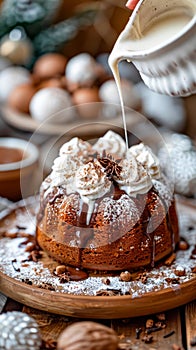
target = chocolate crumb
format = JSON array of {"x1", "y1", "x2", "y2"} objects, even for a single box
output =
[
  {"x1": 16, "y1": 225, "x2": 27, "y2": 230},
  {"x1": 96, "y1": 289, "x2": 121, "y2": 296},
  {"x1": 58, "y1": 273, "x2": 70, "y2": 283},
  {"x1": 163, "y1": 330, "x2": 175, "y2": 338},
  {"x1": 11, "y1": 259, "x2": 20, "y2": 272},
  {"x1": 165, "y1": 277, "x2": 180, "y2": 284},
  {"x1": 38, "y1": 282, "x2": 55, "y2": 291},
  {"x1": 136, "y1": 272, "x2": 148, "y2": 283}
]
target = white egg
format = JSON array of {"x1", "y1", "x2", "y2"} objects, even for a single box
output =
[
  {"x1": 0, "y1": 66, "x2": 30, "y2": 102},
  {"x1": 135, "y1": 82, "x2": 186, "y2": 132},
  {"x1": 99, "y1": 79, "x2": 141, "y2": 118},
  {"x1": 66, "y1": 53, "x2": 98, "y2": 84},
  {"x1": 30, "y1": 87, "x2": 75, "y2": 124}
]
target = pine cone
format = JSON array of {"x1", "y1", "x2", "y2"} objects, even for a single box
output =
[{"x1": 0, "y1": 311, "x2": 42, "y2": 350}]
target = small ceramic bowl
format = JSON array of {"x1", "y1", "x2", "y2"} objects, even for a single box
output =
[
  {"x1": 113, "y1": 0, "x2": 196, "y2": 96},
  {"x1": 0, "y1": 137, "x2": 39, "y2": 201}
]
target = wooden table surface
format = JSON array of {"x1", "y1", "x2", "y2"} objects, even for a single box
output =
[{"x1": 0, "y1": 291, "x2": 195, "y2": 350}]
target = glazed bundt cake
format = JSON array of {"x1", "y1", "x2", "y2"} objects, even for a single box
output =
[{"x1": 36, "y1": 131, "x2": 179, "y2": 271}]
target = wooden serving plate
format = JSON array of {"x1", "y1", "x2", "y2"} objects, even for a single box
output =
[
  {"x1": 0, "y1": 105, "x2": 139, "y2": 136},
  {"x1": 0, "y1": 197, "x2": 195, "y2": 319}
]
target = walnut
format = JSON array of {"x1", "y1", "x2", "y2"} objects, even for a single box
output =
[
  {"x1": 120, "y1": 271, "x2": 132, "y2": 282},
  {"x1": 57, "y1": 321, "x2": 119, "y2": 350}
]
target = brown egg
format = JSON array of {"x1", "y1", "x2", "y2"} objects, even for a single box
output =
[
  {"x1": 8, "y1": 83, "x2": 36, "y2": 114},
  {"x1": 37, "y1": 77, "x2": 66, "y2": 90},
  {"x1": 72, "y1": 87, "x2": 101, "y2": 120},
  {"x1": 33, "y1": 53, "x2": 67, "y2": 80}
]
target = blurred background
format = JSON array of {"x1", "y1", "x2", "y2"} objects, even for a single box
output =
[{"x1": 0, "y1": 0, "x2": 195, "y2": 201}]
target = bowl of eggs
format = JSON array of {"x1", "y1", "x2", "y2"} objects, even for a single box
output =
[
  {"x1": 0, "y1": 52, "x2": 142, "y2": 136},
  {"x1": 0, "y1": 137, "x2": 39, "y2": 201}
]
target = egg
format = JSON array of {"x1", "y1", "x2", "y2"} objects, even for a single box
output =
[
  {"x1": 0, "y1": 66, "x2": 31, "y2": 102},
  {"x1": 33, "y1": 53, "x2": 67, "y2": 80},
  {"x1": 8, "y1": 82, "x2": 36, "y2": 114},
  {"x1": 72, "y1": 87, "x2": 101, "y2": 119},
  {"x1": 99, "y1": 79, "x2": 141, "y2": 118},
  {"x1": 29, "y1": 87, "x2": 75, "y2": 124},
  {"x1": 66, "y1": 53, "x2": 100, "y2": 91},
  {"x1": 37, "y1": 77, "x2": 66, "y2": 90}
]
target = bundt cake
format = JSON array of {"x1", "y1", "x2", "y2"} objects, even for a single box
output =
[{"x1": 36, "y1": 131, "x2": 179, "y2": 271}]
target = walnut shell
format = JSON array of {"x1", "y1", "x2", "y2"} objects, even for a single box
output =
[{"x1": 57, "y1": 321, "x2": 119, "y2": 350}]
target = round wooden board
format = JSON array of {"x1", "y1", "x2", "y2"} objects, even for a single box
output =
[
  {"x1": 0, "y1": 270, "x2": 195, "y2": 319},
  {"x1": 0, "y1": 197, "x2": 195, "y2": 319}
]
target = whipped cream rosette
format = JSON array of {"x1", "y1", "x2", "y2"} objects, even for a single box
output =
[
  {"x1": 115, "y1": 155, "x2": 152, "y2": 197},
  {"x1": 93, "y1": 130, "x2": 126, "y2": 159},
  {"x1": 127, "y1": 143, "x2": 160, "y2": 179},
  {"x1": 59, "y1": 137, "x2": 92, "y2": 158}
]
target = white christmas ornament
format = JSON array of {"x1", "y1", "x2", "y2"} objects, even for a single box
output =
[{"x1": 0, "y1": 311, "x2": 42, "y2": 350}]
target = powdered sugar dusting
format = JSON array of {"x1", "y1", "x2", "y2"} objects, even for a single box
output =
[
  {"x1": 152, "y1": 179, "x2": 173, "y2": 207},
  {"x1": 98, "y1": 194, "x2": 140, "y2": 226}
]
